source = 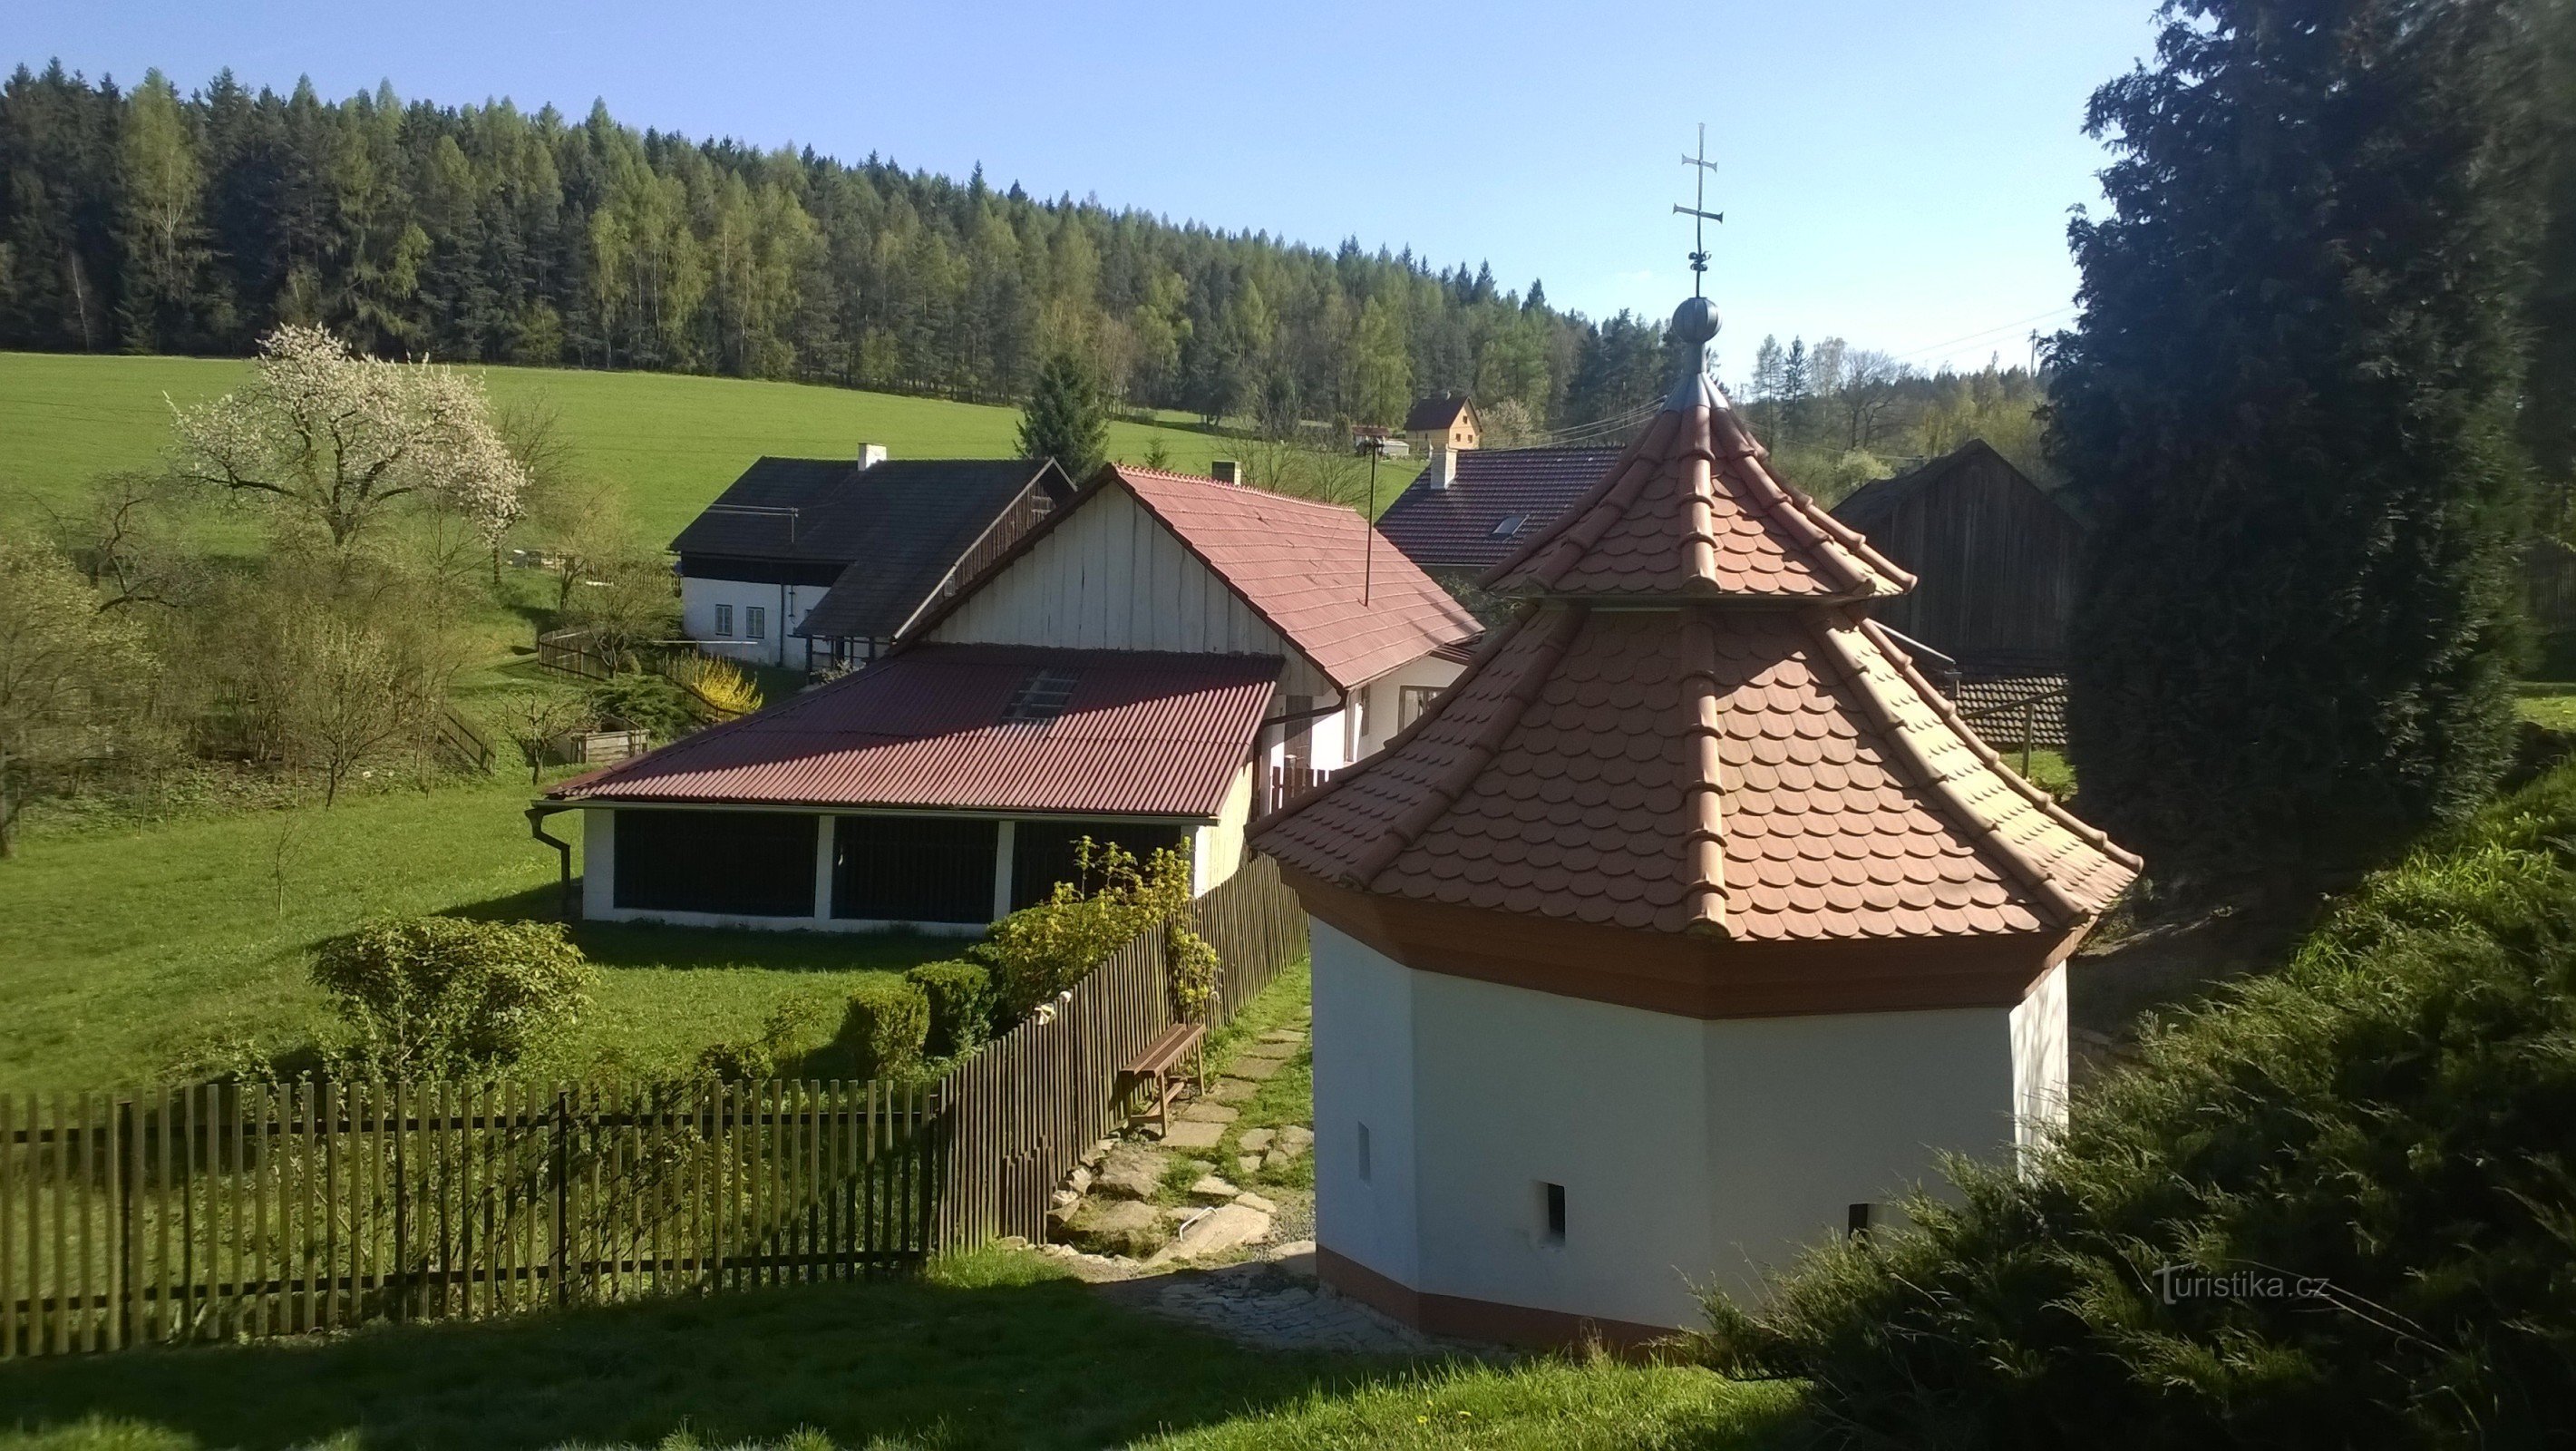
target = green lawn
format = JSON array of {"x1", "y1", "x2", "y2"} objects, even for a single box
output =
[
  {"x1": 0, "y1": 352, "x2": 1395, "y2": 546},
  {"x1": 2519, "y1": 681, "x2": 2576, "y2": 732},
  {"x1": 0, "y1": 775, "x2": 949, "y2": 1089},
  {"x1": 0, "y1": 1247, "x2": 1795, "y2": 1451}
]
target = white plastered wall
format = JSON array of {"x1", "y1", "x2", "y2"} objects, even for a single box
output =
[
  {"x1": 679, "y1": 576, "x2": 821, "y2": 670},
  {"x1": 1309, "y1": 917, "x2": 2062, "y2": 1328}
]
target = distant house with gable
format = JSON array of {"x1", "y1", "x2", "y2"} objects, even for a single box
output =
[
  {"x1": 544, "y1": 463, "x2": 1480, "y2": 933},
  {"x1": 1404, "y1": 394, "x2": 1481, "y2": 455},
  {"x1": 667, "y1": 446, "x2": 1074, "y2": 673}
]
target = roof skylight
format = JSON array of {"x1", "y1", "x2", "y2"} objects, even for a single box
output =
[
  {"x1": 1492, "y1": 513, "x2": 1527, "y2": 539},
  {"x1": 999, "y1": 668, "x2": 1080, "y2": 724}
]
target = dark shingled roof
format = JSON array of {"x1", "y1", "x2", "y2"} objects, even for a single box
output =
[
  {"x1": 1404, "y1": 394, "x2": 1475, "y2": 433},
  {"x1": 669, "y1": 457, "x2": 1061, "y2": 568},
  {"x1": 791, "y1": 462, "x2": 1071, "y2": 641},
  {"x1": 1375, "y1": 447, "x2": 1623, "y2": 570}
]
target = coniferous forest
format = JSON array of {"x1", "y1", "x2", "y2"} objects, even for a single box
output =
[{"x1": 0, "y1": 63, "x2": 1663, "y2": 430}]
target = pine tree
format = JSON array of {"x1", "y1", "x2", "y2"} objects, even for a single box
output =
[
  {"x1": 1016, "y1": 349, "x2": 1108, "y2": 482},
  {"x1": 2049, "y1": 0, "x2": 2542, "y2": 886}
]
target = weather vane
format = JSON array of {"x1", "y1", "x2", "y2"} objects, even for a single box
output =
[{"x1": 1674, "y1": 122, "x2": 1723, "y2": 298}]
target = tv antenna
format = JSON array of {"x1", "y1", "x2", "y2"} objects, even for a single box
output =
[{"x1": 1674, "y1": 122, "x2": 1723, "y2": 297}]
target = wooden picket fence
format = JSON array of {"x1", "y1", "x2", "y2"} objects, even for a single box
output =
[
  {"x1": 0, "y1": 857, "x2": 1310, "y2": 1358},
  {"x1": 936, "y1": 855, "x2": 1309, "y2": 1246},
  {"x1": 0, "y1": 1079, "x2": 934, "y2": 1358}
]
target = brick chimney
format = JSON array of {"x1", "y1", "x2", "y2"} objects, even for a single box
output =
[
  {"x1": 1210, "y1": 460, "x2": 1243, "y2": 487},
  {"x1": 1428, "y1": 446, "x2": 1458, "y2": 490},
  {"x1": 858, "y1": 443, "x2": 889, "y2": 470}
]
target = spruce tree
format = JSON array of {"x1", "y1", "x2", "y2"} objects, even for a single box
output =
[
  {"x1": 1016, "y1": 349, "x2": 1108, "y2": 482},
  {"x1": 2049, "y1": 0, "x2": 2542, "y2": 886}
]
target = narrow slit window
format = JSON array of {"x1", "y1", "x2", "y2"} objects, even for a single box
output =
[
  {"x1": 1847, "y1": 1203, "x2": 1873, "y2": 1238},
  {"x1": 1356, "y1": 1122, "x2": 1373, "y2": 1183},
  {"x1": 1542, "y1": 1182, "x2": 1567, "y2": 1244},
  {"x1": 1000, "y1": 668, "x2": 1080, "y2": 724}
]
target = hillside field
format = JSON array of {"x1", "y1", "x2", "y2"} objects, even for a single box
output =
[{"x1": 0, "y1": 351, "x2": 1413, "y2": 545}]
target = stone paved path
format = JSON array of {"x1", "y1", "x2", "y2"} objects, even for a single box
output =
[{"x1": 1094, "y1": 1242, "x2": 1453, "y2": 1357}]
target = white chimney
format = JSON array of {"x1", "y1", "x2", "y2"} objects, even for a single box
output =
[
  {"x1": 1429, "y1": 446, "x2": 1458, "y2": 490},
  {"x1": 1210, "y1": 459, "x2": 1243, "y2": 487},
  {"x1": 858, "y1": 443, "x2": 889, "y2": 470}
]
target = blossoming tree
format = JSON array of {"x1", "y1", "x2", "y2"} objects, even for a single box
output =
[{"x1": 170, "y1": 325, "x2": 528, "y2": 549}]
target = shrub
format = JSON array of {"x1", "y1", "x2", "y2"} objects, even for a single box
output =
[
  {"x1": 1699, "y1": 764, "x2": 2576, "y2": 1446},
  {"x1": 695, "y1": 997, "x2": 829, "y2": 1081},
  {"x1": 588, "y1": 672, "x2": 695, "y2": 741},
  {"x1": 312, "y1": 916, "x2": 594, "y2": 1076},
  {"x1": 666, "y1": 653, "x2": 762, "y2": 719},
  {"x1": 906, "y1": 959, "x2": 995, "y2": 1057},
  {"x1": 842, "y1": 978, "x2": 930, "y2": 1079},
  {"x1": 977, "y1": 840, "x2": 1195, "y2": 1026}
]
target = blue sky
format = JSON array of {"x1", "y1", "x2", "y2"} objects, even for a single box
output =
[{"x1": 15, "y1": 0, "x2": 2161, "y2": 378}]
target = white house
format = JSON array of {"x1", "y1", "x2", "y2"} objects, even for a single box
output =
[
  {"x1": 1251, "y1": 297, "x2": 2140, "y2": 1347},
  {"x1": 544, "y1": 462, "x2": 1481, "y2": 931},
  {"x1": 667, "y1": 448, "x2": 1072, "y2": 672}
]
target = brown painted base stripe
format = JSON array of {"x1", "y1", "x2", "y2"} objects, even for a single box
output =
[{"x1": 1316, "y1": 1244, "x2": 1679, "y2": 1352}]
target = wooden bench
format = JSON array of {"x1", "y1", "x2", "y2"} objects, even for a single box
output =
[{"x1": 1119, "y1": 1022, "x2": 1207, "y2": 1137}]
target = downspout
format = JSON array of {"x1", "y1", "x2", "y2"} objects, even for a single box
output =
[{"x1": 527, "y1": 803, "x2": 579, "y2": 922}]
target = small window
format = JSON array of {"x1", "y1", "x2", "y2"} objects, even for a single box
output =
[
  {"x1": 714, "y1": 603, "x2": 734, "y2": 637},
  {"x1": 1491, "y1": 513, "x2": 1526, "y2": 540},
  {"x1": 1356, "y1": 1123, "x2": 1373, "y2": 1183},
  {"x1": 744, "y1": 606, "x2": 766, "y2": 639},
  {"x1": 1847, "y1": 1203, "x2": 1873, "y2": 1238},
  {"x1": 1000, "y1": 668, "x2": 1079, "y2": 724},
  {"x1": 1399, "y1": 685, "x2": 1439, "y2": 729},
  {"x1": 1541, "y1": 1182, "x2": 1567, "y2": 1244}
]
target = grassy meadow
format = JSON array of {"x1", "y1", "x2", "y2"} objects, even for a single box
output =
[
  {"x1": 0, "y1": 351, "x2": 1414, "y2": 545},
  {"x1": 0, "y1": 1244, "x2": 1795, "y2": 1451},
  {"x1": 0, "y1": 772, "x2": 960, "y2": 1088}
]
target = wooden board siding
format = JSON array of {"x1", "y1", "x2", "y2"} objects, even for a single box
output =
[
  {"x1": 928, "y1": 487, "x2": 1336, "y2": 697},
  {"x1": 1840, "y1": 449, "x2": 2082, "y2": 673}
]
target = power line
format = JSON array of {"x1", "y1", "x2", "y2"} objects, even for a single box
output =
[{"x1": 1883, "y1": 304, "x2": 2079, "y2": 365}]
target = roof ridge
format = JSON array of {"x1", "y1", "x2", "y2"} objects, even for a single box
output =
[
  {"x1": 1677, "y1": 608, "x2": 1730, "y2": 938},
  {"x1": 1116, "y1": 465, "x2": 1378, "y2": 519},
  {"x1": 1800, "y1": 612, "x2": 2090, "y2": 925},
  {"x1": 1344, "y1": 601, "x2": 1592, "y2": 888},
  {"x1": 1857, "y1": 618, "x2": 2143, "y2": 872}
]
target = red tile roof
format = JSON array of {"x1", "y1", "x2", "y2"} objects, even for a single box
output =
[
  {"x1": 914, "y1": 464, "x2": 1481, "y2": 692},
  {"x1": 1253, "y1": 373, "x2": 2137, "y2": 946},
  {"x1": 1482, "y1": 387, "x2": 1916, "y2": 600},
  {"x1": 550, "y1": 645, "x2": 1279, "y2": 818},
  {"x1": 1375, "y1": 447, "x2": 1624, "y2": 570}
]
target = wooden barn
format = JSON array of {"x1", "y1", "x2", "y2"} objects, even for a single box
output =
[{"x1": 1828, "y1": 441, "x2": 2084, "y2": 749}]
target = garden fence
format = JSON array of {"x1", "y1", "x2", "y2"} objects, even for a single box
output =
[
  {"x1": 0, "y1": 856, "x2": 1310, "y2": 1358},
  {"x1": 935, "y1": 855, "x2": 1309, "y2": 1247},
  {"x1": 0, "y1": 1079, "x2": 933, "y2": 1358}
]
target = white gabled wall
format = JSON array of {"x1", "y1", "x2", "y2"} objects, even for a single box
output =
[
  {"x1": 1310, "y1": 918, "x2": 2066, "y2": 1329},
  {"x1": 928, "y1": 485, "x2": 1337, "y2": 698}
]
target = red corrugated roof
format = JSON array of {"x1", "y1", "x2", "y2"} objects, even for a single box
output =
[
  {"x1": 1253, "y1": 365, "x2": 2137, "y2": 945},
  {"x1": 551, "y1": 645, "x2": 1280, "y2": 818}
]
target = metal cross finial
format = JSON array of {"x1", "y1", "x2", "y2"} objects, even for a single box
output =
[{"x1": 1674, "y1": 122, "x2": 1724, "y2": 298}]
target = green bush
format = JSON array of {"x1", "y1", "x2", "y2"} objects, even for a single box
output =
[
  {"x1": 906, "y1": 959, "x2": 994, "y2": 1057},
  {"x1": 842, "y1": 978, "x2": 930, "y2": 1079},
  {"x1": 1701, "y1": 764, "x2": 2576, "y2": 1446},
  {"x1": 978, "y1": 840, "x2": 1193, "y2": 1026},
  {"x1": 695, "y1": 997, "x2": 828, "y2": 1081},
  {"x1": 311, "y1": 916, "x2": 595, "y2": 1076},
  {"x1": 587, "y1": 672, "x2": 696, "y2": 741}
]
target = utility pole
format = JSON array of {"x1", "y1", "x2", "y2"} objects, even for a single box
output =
[{"x1": 1362, "y1": 436, "x2": 1381, "y2": 605}]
